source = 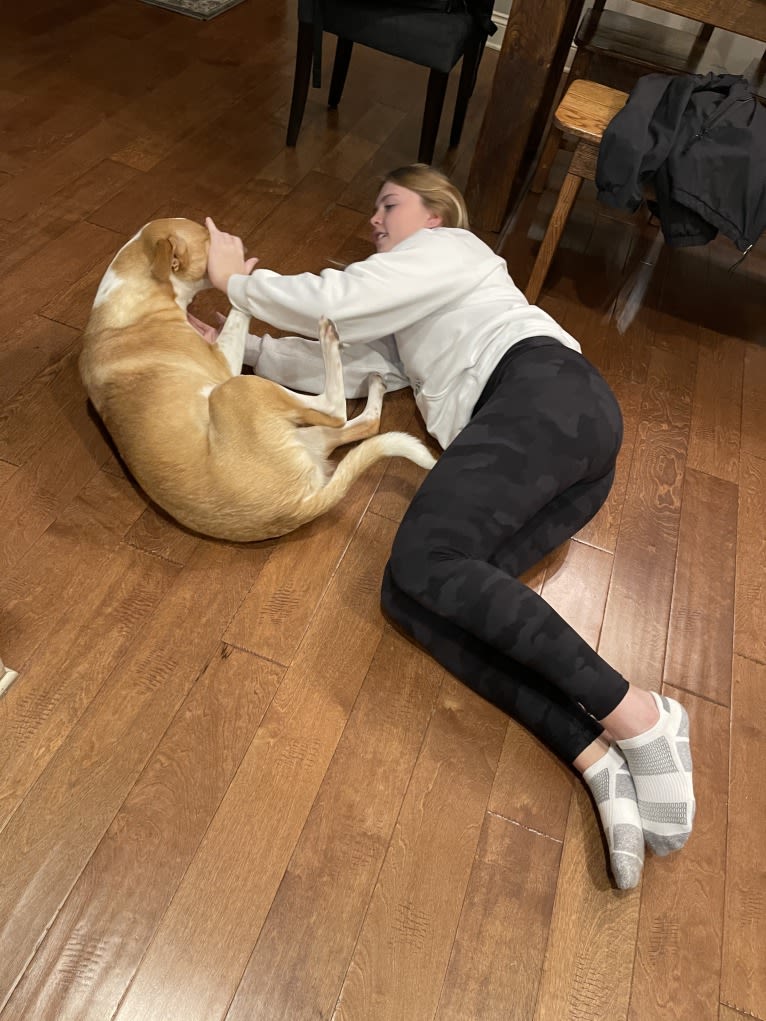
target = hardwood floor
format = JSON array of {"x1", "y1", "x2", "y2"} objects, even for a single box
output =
[{"x1": 1, "y1": 2, "x2": 764, "y2": 1019}]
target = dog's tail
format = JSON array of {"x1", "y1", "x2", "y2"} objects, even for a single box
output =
[{"x1": 295, "y1": 432, "x2": 436, "y2": 525}]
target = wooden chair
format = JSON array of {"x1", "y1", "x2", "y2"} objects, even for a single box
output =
[
  {"x1": 286, "y1": 0, "x2": 497, "y2": 165},
  {"x1": 525, "y1": 79, "x2": 627, "y2": 305}
]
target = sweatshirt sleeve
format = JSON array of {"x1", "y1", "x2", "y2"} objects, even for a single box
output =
[
  {"x1": 226, "y1": 229, "x2": 483, "y2": 343},
  {"x1": 244, "y1": 333, "x2": 410, "y2": 398}
]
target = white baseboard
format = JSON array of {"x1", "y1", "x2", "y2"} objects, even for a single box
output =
[{"x1": 486, "y1": 10, "x2": 507, "y2": 51}]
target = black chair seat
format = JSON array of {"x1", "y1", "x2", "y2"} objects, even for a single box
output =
[
  {"x1": 317, "y1": 2, "x2": 475, "y2": 73},
  {"x1": 288, "y1": 0, "x2": 495, "y2": 164}
]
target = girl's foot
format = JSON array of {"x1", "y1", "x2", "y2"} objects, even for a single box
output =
[
  {"x1": 617, "y1": 692, "x2": 695, "y2": 856},
  {"x1": 583, "y1": 744, "x2": 645, "y2": 889}
]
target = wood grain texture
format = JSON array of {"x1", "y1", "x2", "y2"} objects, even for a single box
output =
[
  {"x1": 720, "y1": 655, "x2": 766, "y2": 1019},
  {"x1": 0, "y1": 540, "x2": 269, "y2": 1009},
  {"x1": 434, "y1": 813, "x2": 562, "y2": 1021},
  {"x1": 664, "y1": 468, "x2": 737, "y2": 704},
  {"x1": 112, "y1": 513, "x2": 398, "y2": 1021},
  {"x1": 686, "y1": 331, "x2": 743, "y2": 482},
  {"x1": 332, "y1": 677, "x2": 507, "y2": 1021},
  {"x1": 734, "y1": 453, "x2": 766, "y2": 663},
  {"x1": 628, "y1": 685, "x2": 729, "y2": 1021},
  {"x1": 223, "y1": 629, "x2": 445, "y2": 1021},
  {"x1": 533, "y1": 784, "x2": 640, "y2": 1021},
  {"x1": 598, "y1": 346, "x2": 695, "y2": 688},
  {"x1": 741, "y1": 341, "x2": 766, "y2": 461},
  {"x1": 1, "y1": 648, "x2": 284, "y2": 1021}
]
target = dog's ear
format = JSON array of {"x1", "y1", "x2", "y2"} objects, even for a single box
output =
[
  {"x1": 151, "y1": 238, "x2": 174, "y2": 281},
  {"x1": 150, "y1": 235, "x2": 189, "y2": 281}
]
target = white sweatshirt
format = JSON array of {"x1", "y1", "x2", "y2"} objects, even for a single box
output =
[{"x1": 228, "y1": 227, "x2": 581, "y2": 449}]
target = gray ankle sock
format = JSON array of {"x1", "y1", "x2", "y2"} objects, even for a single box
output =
[
  {"x1": 618, "y1": 692, "x2": 695, "y2": 856},
  {"x1": 583, "y1": 744, "x2": 645, "y2": 890}
]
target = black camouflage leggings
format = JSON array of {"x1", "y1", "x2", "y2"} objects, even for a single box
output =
[{"x1": 381, "y1": 337, "x2": 629, "y2": 764}]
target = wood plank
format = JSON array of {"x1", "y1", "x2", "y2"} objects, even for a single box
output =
[
  {"x1": 686, "y1": 331, "x2": 744, "y2": 483},
  {"x1": 598, "y1": 346, "x2": 695, "y2": 688},
  {"x1": 0, "y1": 348, "x2": 84, "y2": 465},
  {"x1": 664, "y1": 468, "x2": 737, "y2": 705},
  {"x1": 0, "y1": 219, "x2": 120, "y2": 345},
  {"x1": 0, "y1": 470, "x2": 146, "y2": 662},
  {"x1": 0, "y1": 158, "x2": 136, "y2": 279},
  {"x1": 111, "y1": 512, "x2": 399, "y2": 1021},
  {"x1": 0, "y1": 360, "x2": 114, "y2": 575},
  {"x1": 532, "y1": 784, "x2": 640, "y2": 1021},
  {"x1": 720, "y1": 655, "x2": 766, "y2": 1019},
  {"x1": 0, "y1": 120, "x2": 136, "y2": 221},
  {"x1": 222, "y1": 629, "x2": 445, "y2": 1021},
  {"x1": 734, "y1": 453, "x2": 766, "y2": 663},
  {"x1": 1, "y1": 648, "x2": 284, "y2": 1021},
  {"x1": 223, "y1": 388, "x2": 416, "y2": 664},
  {"x1": 0, "y1": 458, "x2": 17, "y2": 487},
  {"x1": 0, "y1": 315, "x2": 79, "y2": 407},
  {"x1": 718, "y1": 1006, "x2": 748, "y2": 1021},
  {"x1": 434, "y1": 814, "x2": 561, "y2": 1021},
  {"x1": 0, "y1": 539, "x2": 269, "y2": 1008},
  {"x1": 628, "y1": 686, "x2": 729, "y2": 1021},
  {"x1": 741, "y1": 341, "x2": 766, "y2": 461},
  {"x1": 331, "y1": 677, "x2": 507, "y2": 1021},
  {"x1": 123, "y1": 504, "x2": 202, "y2": 566},
  {"x1": 0, "y1": 539, "x2": 184, "y2": 835}
]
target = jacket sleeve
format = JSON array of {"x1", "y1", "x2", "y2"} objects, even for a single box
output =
[
  {"x1": 243, "y1": 332, "x2": 410, "y2": 398},
  {"x1": 226, "y1": 230, "x2": 482, "y2": 343},
  {"x1": 596, "y1": 73, "x2": 693, "y2": 211}
]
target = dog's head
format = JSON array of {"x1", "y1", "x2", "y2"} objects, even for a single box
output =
[{"x1": 139, "y1": 218, "x2": 211, "y2": 290}]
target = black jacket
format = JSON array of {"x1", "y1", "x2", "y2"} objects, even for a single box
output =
[{"x1": 596, "y1": 72, "x2": 766, "y2": 253}]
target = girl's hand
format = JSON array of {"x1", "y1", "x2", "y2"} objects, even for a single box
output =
[
  {"x1": 187, "y1": 310, "x2": 225, "y2": 344},
  {"x1": 205, "y1": 216, "x2": 258, "y2": 293}
]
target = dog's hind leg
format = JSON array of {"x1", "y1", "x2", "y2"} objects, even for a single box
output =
[
  {"x1": 270, "y1": 316, "x2": 348, "y2": 426},
  {"x1": 215, "y1": 308, "x2": 250, "y2": 376},
  {"x1": 319, "y1": 373, "x2": 385, "y2": 452}
]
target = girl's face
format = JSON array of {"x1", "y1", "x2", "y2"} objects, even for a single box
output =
[{"x1": 370, "y1": 182, "x2": 443, "y2": 253}]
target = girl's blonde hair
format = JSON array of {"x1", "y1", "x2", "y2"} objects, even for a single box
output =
[{"x1": 383, "y1": 163, "x2": 470, "y2": 229}]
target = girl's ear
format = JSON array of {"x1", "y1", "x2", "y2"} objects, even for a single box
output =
[{"x1": 427, "y1": 214, "x2": 443, "y2": 228}]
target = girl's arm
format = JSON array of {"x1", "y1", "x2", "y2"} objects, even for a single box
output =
[{"x1": 221, "y1": 232, "x2": 482, "y2": 344}]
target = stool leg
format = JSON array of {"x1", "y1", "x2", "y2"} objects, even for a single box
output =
[{"x1": 525, "y1": 171, "x2": 583, "y2": 305}]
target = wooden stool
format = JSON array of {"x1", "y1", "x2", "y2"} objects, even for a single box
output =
[{"x1": 525, "y1": 79, "x2": 627, "y2": 305}]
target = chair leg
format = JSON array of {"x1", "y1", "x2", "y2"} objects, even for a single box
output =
[
  {"x1": 449, "y1": 36, "x2": 483, "y2": 149},
  {"x1": 525, "y1": 171, "x2": 583, "y2": 304},
  {"x1": 418, "y1": 69, "x2": 449, "y2": 164},
  {"x1": 286, "y1": 20, "x2": 315, "y2": 147},
  {"x1": 328, "y1": 37, "x2": 353, "y2": 109}
]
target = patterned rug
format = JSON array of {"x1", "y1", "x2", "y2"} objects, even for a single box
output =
[{"x1": 139, "y1": 0, "x2": 247, "y2": 19}]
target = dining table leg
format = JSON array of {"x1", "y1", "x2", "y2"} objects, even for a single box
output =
[{"x1": 466, "y1": 0, "x2": 586, "y2": 233}]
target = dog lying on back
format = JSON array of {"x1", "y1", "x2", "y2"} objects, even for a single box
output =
[{"x1": 79, "y1": 218, "x2": 435, "y2": 541}]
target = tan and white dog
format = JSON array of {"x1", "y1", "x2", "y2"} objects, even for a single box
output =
[{"x1": 79, "y1": 217, "x2": 435, "y2": 541}]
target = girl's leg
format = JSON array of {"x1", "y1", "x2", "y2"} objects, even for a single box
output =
[
  {"x1": 390, "y1": 343, "x2": 629, "y2": 718},
  {"x1": 390, "y1": 342, "x2": 692, "y2": 861},
  {"x1": 381, "y1": 565, "x2": 645, "y2": 889}
]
